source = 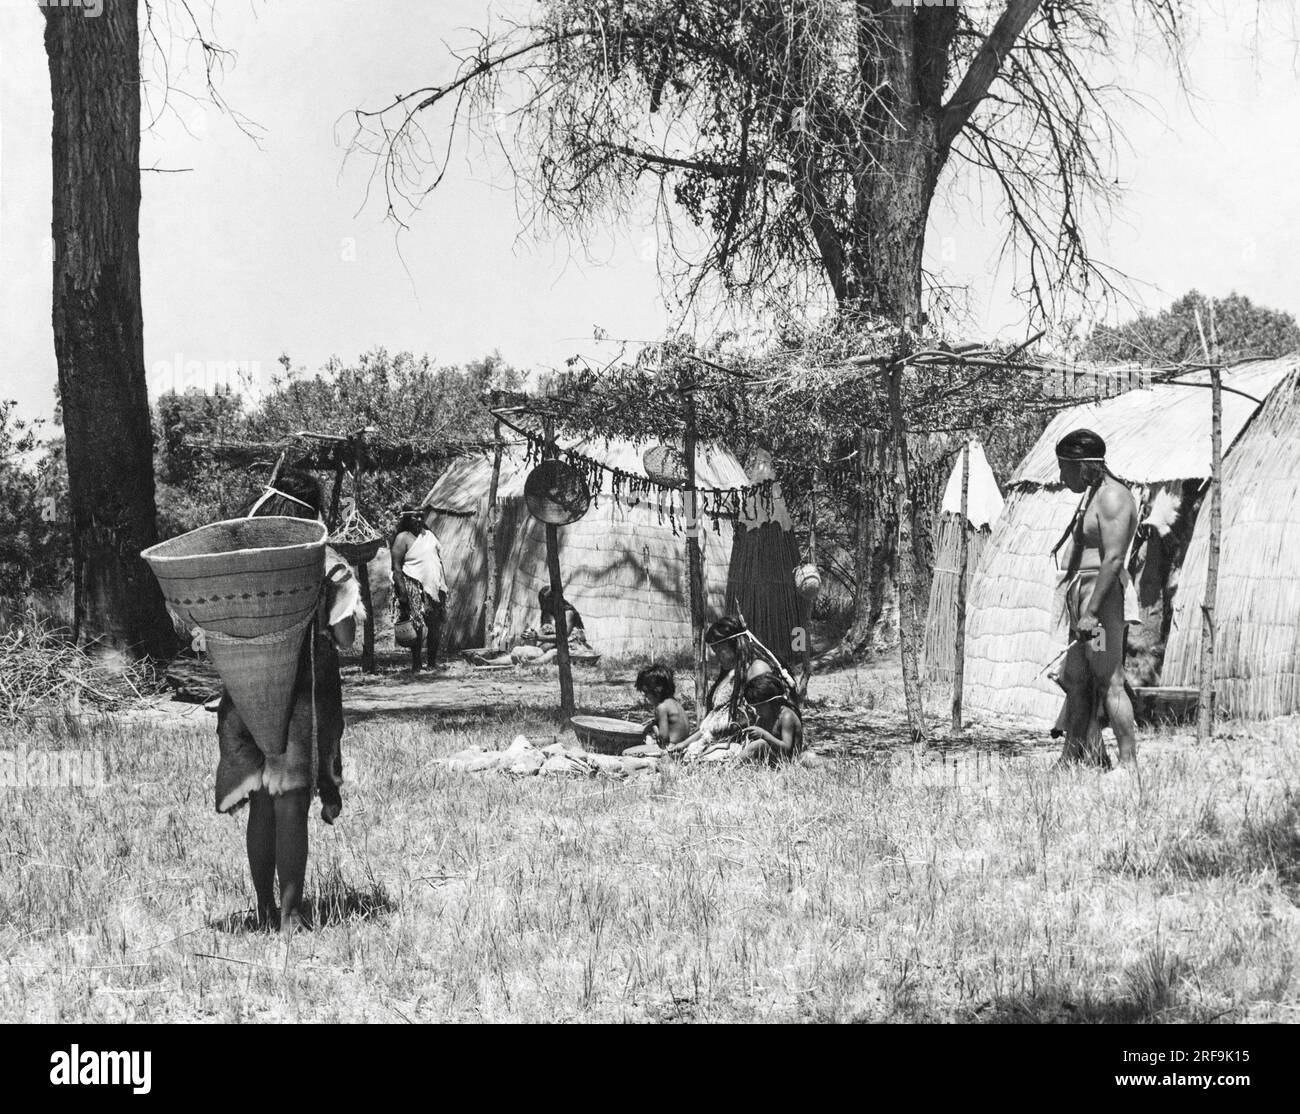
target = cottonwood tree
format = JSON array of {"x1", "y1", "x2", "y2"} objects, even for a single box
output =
[
  {"x1": 42, "y1": 0, "x2": 250, "y2": 656},
  {"x1": 43, "y1": 0, "x2": 176, "y2": 655},
  {"x1": 350, "y1": 1, "x2": 1184, "y2": 655}
]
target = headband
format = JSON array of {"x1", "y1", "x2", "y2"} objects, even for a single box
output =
[
  {"x1": 1056, "y1": 455, "x2": 1105, "y2": 462},
  {"x1": 705, "y1": 627, "x2": 747, "y2": 647}
]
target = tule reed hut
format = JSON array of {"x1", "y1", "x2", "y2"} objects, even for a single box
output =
[
  {"x1": 962, "y1": 357, "x2": 1299, "y2": 724},
  {"x1": 422, "y1": 439, "x2": 799, "y2": 661}
]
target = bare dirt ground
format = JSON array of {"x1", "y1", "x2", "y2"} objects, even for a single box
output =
[
  {"x1": 162, "y1": 645, "x2": 1269, "y2": 766},
  {"x1": 335, "y1": 649, "x2": 1048, "y2": 751}
]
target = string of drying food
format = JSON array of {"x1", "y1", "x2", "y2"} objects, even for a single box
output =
[{"x1": 496, "y1": 415, "x2": 780, "y2": 536}]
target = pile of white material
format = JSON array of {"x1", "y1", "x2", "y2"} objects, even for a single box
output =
[{"x1": 436, "y1": 735, "x2": 661, "y2": 779}]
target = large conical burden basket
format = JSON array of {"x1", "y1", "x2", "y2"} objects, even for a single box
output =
[{"x1": 142, "y1": 517, "x2": 327, "y2": 756}]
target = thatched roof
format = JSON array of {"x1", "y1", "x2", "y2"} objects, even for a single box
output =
[
  {"x1": 1012, "y1": 359, "x2": 1297, "y2": 487},
  {"x1": 1162, "y1": 365, "x2": 1300, "y2": 718},
  {"x1": 423, "y1": 439, "x2": 787, "y2": 659},
  {"x1": 962, "y1": 355, "x2": 1300, "y2": 724}
]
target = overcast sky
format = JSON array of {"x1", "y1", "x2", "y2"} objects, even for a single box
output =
[{"x1": 2, "y1": 1, "x2": 1299, "y2": 427}]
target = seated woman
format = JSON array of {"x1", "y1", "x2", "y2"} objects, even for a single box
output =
[
  {"x1": 537, "y1": 585, "x2": 589, "y2": 648},
  {"x1": 669, "y1": 616, "x2": 796, "y2": 761}
]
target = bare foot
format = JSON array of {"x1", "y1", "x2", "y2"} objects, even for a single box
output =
[{"x1": 281, "y1": 907, "x2": 313, "y2": 937}]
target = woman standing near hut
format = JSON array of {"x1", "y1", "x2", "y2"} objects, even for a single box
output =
[
  {"x1": 391, "y1": 504, "x2": 449, "y2": 672},
  {"x1": 215, "y1": 469, "x2": 363, "y2": 933}
]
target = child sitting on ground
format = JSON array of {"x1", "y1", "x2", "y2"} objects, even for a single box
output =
[
  {"x1": 635, "y1": 663, "x2": 689, "y2": 749},
  {"x1": 735, "y1": 673, "x2": 818, "y2": 766}
]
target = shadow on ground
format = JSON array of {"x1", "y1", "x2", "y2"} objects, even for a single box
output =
[{"x1": 208, "y1": 881, "x2": 396, "y2": 935}]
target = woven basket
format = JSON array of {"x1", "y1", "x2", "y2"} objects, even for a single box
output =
[
  {"x1": 142, "y1": 517, "x2": 327, "y2": 755},
  {"x1": 330, "y1": 509, "x2": 383, "y2": 565},
  {"x1": 331, "y1": 536, "x2": 382, "y2": 565},
  {"x1": 142, "y1": 517, "x2": 327, "y2": 637},
  {"x1": 524, "y1": 460, "x2": 591, "y2": 524},
  {"x1": 642, "y1": 443, "x2": 686, "y2": 488},
  {"x1": 204, "y1": 616, "x2": 314, "y2": 756},
  {"x1": 793, "y1": 563, "x2": 823, "y2": 601},
  {"x1": 570, "y1": 715, "x2": 645, "y2": 755}
]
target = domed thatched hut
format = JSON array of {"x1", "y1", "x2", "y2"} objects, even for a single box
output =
[
  {"x1": 961, "y1": 357, "x2": 1299, "y2": 724},
  {"x1": 423, "y1": 439, "x2": 798, "y2": 661}
]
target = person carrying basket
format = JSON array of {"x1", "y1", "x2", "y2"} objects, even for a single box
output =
[{"x1": 213, "y1": 469, "x2": 364, "y2": 933}]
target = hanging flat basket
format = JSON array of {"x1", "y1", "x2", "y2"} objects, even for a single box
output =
[
  {"x1": 642, "y1": 443, "x2": 687, "y2": 488},
  {"x1": 330, "y1": 508, "x2": 383, "y2": 565},
  {"x1": 524, "y1": 460, "x2": 591, "y2": 525},
  {"x1": 332, "y1": 537, "x2": 382, "y2": 565}
]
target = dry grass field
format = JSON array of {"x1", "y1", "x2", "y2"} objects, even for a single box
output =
[{"x1": 1, "y1": 660, "x2": 1297, "y2": 1023}]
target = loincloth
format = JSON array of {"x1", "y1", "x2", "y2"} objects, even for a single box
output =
[{"x1": 1065, "y1": 567, "x2": 1140, "y2": 633}]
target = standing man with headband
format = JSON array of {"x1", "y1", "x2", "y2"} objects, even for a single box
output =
[{"x1": 1053, "y1": 428, "x2": 1140, "y2": 770}]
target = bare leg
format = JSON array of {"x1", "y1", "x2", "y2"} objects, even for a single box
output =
[
  {"x1": 1058, "y1": 644, "x2": 1095, "y2": 765},
  {"x1": 1103, "y1": 660, "x2": 1139, "y2": 770},
  {"x1": 274, "y1": 789, "x2": 311, "y2": 934},
  {"x1": 246, "y1": 789, "x2": 278, "y2": 928},
  {"x1": 1089, "y1": 587, "x2": 1133, "y2": 771},
  {"x1": 426, "y1": 605, "x2": 444, "y2": 669}
]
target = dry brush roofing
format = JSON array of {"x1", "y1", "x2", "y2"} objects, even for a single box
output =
[{"x1": 1011, "y1": 358, "x2": 1298, "y2": 488}]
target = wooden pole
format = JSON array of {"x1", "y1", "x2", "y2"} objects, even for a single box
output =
[
  {"x1": 357, "y1": 560, "x2": 376, "y2": 673},
  {"x1": 542, "y1": 418, "x2": 575, "y2": 719},
  {"x1": 849, "y1": 427, "x2": 872, "y2": 653},
  {"x1": 326, "y1": 463, "x2": 346, "y2": 532},
  {"x1": 951, "y1": 439, "x2": 971, "y2": 735},
  {"x1": 681, "y1": 371, "x2": 706, "y2": 723},
  {"x1": 799, "y1": 458, "x2": 819, "y2": 701},
  {"x1": 1195, "y1": 304, "x2": 1222, "y2": 742},
  {"x1": 484, "y1": 419, "x2": 504, "y2": 648},
  {"x1": 888, "y1": 362, "x2": 928, "y2": 750}
]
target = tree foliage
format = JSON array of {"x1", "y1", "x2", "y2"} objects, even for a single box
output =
[
  {"x1": 1080, "y1": 291, "x2": 1300, "y2": 366},
  {"x1": 352, "y1": 0, "x2": 1184, "y2": 321},
  {"x1": 144, "y1": 350, "x2": 520, "y2": 539},
  {"x1": 0, "y1": 403, "x2": 71, "y2": 605}
]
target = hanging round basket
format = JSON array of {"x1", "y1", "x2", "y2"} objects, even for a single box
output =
[
  {"x1": 524, "y1": 460, "x2": 591, "y2": 525},
  {"x1": 793, "y1": 563, "x2": 822, "y2": 602},
  {"x1": 642, "y1": 443, "x2": 687, "y2": 488}
]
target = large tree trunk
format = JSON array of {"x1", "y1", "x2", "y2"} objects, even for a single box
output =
[
  {"x1": 822, "y1": 2, "x2": 954, "y2": 735},
  {"x1": 45, "y1": 1, "x2": 175, "y2": 658}
]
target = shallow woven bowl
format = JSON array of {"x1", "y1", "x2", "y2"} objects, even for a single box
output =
[
  {"x1": 142, "y1": 517, "x2": 327, "y2": 638},
  {"x1": 570, "y1": 715, "x2": 645, "y2": 755},
  {"x1": 524, "y1": 460, "x2": 591, "y2": 525},
  {"x1": 330, "y1": 536, "x2": 383, "y2": 565}
]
